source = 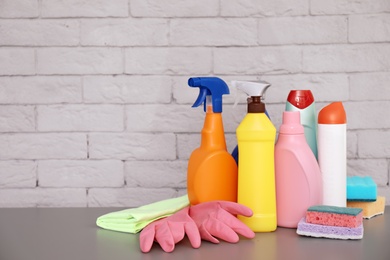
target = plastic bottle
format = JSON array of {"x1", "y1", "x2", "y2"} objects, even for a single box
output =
[
  {"x1": 286, "y1": 90, "x2": 318, "y2": 159},
  {"x1": 275, "y1": 111, "x2": 323, "y2": 228},
  {"x1": 187, "y1": 77, "x2": 238, "y2": 206},
  {"x1": 233, "y1": 80, "x2": 277, "y2": 232},
  {"x1": 318, "y1": 102, "x2": 347, "y2": 207},
  {"x1": 231, "y1": 109, "x2": 271, "y2": 165}
]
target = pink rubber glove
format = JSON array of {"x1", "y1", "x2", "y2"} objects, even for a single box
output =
[
  {"x1": 139, "y1": 207, "x2": 201, "y2": 253},
  {"x1": 189, "y1": 201, "x2": 255, "y2": 244}
]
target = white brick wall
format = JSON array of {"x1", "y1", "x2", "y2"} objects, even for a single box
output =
[{"x1": 0, "y1": 0, "x2": 389, "y2": 207}]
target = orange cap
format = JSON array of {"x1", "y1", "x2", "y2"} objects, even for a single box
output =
[{"x1": 318, "y1": 102, "x2": 346, "y2": 124}]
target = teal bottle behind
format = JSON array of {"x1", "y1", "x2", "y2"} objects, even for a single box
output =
[{"x1": 285, "y1": 90, "x2": 318, "y2": 159}]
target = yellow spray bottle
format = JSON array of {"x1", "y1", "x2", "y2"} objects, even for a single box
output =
[{"x1": 233, "y1": 80, "x2": 277, "y2": 232}]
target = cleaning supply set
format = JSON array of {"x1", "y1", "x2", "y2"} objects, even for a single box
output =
[{"x1": 96, "y1": 76, "x2": 384, "y2": 253}]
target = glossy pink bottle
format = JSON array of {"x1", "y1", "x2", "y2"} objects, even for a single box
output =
[{"x1": 275, "y1": 111, "x2": 323, "y2": 228}]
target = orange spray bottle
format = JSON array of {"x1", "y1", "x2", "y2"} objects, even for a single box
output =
[{"x1": 187, "y1": 77, "x2": 238, "y2": 205}]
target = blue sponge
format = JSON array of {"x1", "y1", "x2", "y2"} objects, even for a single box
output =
[{"x1": 347, "y1": 176, "x2": 377, "y2": 201}]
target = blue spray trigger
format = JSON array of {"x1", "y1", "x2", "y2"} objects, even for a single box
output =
[
  {"x1": 188, "y1": 77, "x2": 230, "y2": 113},
  {"x1": 191, "y1": 88, "x2": 209, "y2": 109}
]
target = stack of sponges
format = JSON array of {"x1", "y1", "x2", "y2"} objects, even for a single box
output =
[
  {"x1": 346, "y1": 176, "x2": 386, "y2": 219},
  {"x1": 297, "y1": 205, "x2": 364, "y2": 240}
]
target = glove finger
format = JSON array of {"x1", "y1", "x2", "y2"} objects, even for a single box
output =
[
  {"x1": 155, "y1": 221, "x2": 176, "y2": 253},
  {"x1": 168, "y1": 221, "x2": 186, "y2": 244},
  {"x1": 199, "y1": 222, "x2": 219, "y2": 244},
  {"x1": 204, "y1": 217, "x2": 239, "y2": 243},
  {"x1": 216, "y1": 209, "x2": 255, "y2": 239},
  {"x1": 139, "y1": 224, "x2": 157, "y2": 253},
  {"x1": 216, "y1": 201, "x2": 253, "y2": 217},
  {"x1": 184, "y1": 221, "x2": 201, "y2": 248}
]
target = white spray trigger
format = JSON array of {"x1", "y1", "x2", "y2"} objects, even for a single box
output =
[
  {"x1": 260, "y1": 82, "x2": 271, "y2": 101},
  {"x1": 232, "y1": 80, "x2": 271, "y2": 103},
  {"x1": 231, "y1": 81, "x2": 248, "y2": 108}
]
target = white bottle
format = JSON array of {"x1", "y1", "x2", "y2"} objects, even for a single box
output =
[{"x1": 317, "y1": 102, "x2": 347, "y2": 207}]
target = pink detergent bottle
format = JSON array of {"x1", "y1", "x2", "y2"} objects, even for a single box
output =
[{"x1": 275, "y1": 111, "x2": 323, "y2": 228}]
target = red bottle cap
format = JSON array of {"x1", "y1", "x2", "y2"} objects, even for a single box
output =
[
  {"x1": 318, "y1": 102, "x2": 347, "y2": 124},
  {"x1": 287, "y1": 90, "x2": 314, "y2": 109}
]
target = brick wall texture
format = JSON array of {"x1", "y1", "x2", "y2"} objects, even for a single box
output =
[{"x1": 0, "y1": 0, "x2": 389, "y2": 207}]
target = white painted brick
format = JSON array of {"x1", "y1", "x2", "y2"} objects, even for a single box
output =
[
  {"x1": 37, "y1": 105, "x2": 124, "y2": 131},
  {"x1": 348, "y1": 159, "x2": 388, "y2": 186},
  {"x1": 80, "y1": 19, "x2": 168, "y2": 46},
  {"x1": 38, "y1": 160, "x2": 124, "y2": 188},
  {"x1": 36, "y1": 48, "x2": 123, "y2": 75},
  {"x1": 344, "y1": 101, "x2": 390, "y2": 129},
  {"x1": 177, "y1": 188, "x2": 187, "y2": 197},
  {"x1": 349, "y1": 14, "x2": 390, "y2": 43},
  {"x1": 170, "y1": 19, "x2": 257, "y2": 46},
  {"x1": 125, "y1": 160, "x2": 187, "y2": 188},
  {"x1": 0, "y1": 20, "x2": 79, "y2": 46},
  {"x1": 177, "y1": 134, "x2": 199, "y2": 160},
  {"x1": 0, "y1": 48, "x2": 35, "y2": 75},
  {"x1": 263, "y1": 103, "x2": 285, "y2": 130},
  {"x1": 311, "y1": 0, "x2": 390, "y2": 15},
  {"x1": 0, "y1": 105, "x2": 35, "y2": 132},
  {"x1": 0, "y1": 133, "x2": 87, "y2": 159},
  {"x1": 348, "y1": 131, "x2": 358, "y2": 158},
  {"x1": 41, "y1": 0, "x2": 129, "y2": 18},
  {"x1": 377, "y1": 187, "x2": 390, "y2": 205},
  {"x1": 283, "y1": 74, "x2": 349, "y2": 102},
  {"x1": 0, "y1": 1, "x2": 389, "y2": 209},
  {"x1": 88, "y1": 187, "x2": 178, "y2": 207},
  {"x1": 221, "y1": 104, "x2": 251, "y2": 132},
  {"x1": 130, "y1": 0, "x2": 219, "y2": 17},
  {"x1": 0, "y1": 0, "x2": 39, "y2": 18},
  {"x1": 88, "y1": 133, "x2": 176, "y2": 160},
  {"x1": 125, "y1": 47, "x2": 212, "y2": 75},
  {"x1": 221, "y1": 0, "x2": 309, "y2": 17},
  {"x1": 258, "y1": 16, "x2": 347, "y2": 45},
  {"x1": 225, "y1": 133, "x2": 238, "y2": 155},
  {"x1": 83, "y1": 76, "x2": 172, "y2": 104},
  {"x1": 126, "y1": 104, "x2": 203, "y2": 132},
  {"x1": 0, "y1": 76, "x2": 82, "y2": 104},
  {"x1": 0, "y1": 188, "x2": 87, "y2": 207},
  {"x1": 350, "y1": 72, "x2": 390, "y2": 101},
  {"x1": 358, "y1": 130, "x2": 390, "y2": 158},
  {"x1": 303, "y1": 44, "x2": 390, "y2": 73},
  {"x1": 214, "y1": 47, "x2": 302, "y2": 75},
  {"x1": 0, "y1": 160, "x2": 36, "y2": 188}
]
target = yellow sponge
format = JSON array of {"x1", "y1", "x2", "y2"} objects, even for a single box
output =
[{"x1": 347, "y1": 196, "x2": 386, "y2": 219}]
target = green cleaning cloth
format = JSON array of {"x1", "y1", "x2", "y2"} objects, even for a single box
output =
[{"x1": 96, "y1": 195, "x2": 190, "y2": 233}]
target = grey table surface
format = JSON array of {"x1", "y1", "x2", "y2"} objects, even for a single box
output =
[{"x1": 0, "y1": 207, "x2": 389, "y2": 260}]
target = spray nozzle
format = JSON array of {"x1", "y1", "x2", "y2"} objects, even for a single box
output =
[
  {"x1": 188, "y1": 77, "x2": 230, "y2": 113},
  {"x1": 231, "y1": 80, "x2": 271, "y2": 100},
  {"x1": 231, "y1": 80, "x2": 271, "y2": 113},
  {"x1": 231, "y1": 80, "x2": 271, "y2": 109}
]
